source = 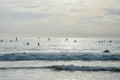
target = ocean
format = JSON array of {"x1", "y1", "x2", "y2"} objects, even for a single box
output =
[{"x1": 0, "y1": 37, "x2": 120, "y2": 80}]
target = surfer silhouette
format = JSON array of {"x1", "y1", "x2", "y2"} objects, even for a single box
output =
[
  {"x1": 27, "y1": 42, "x2": 29, "y2": 45},
  {"x1": 38, "y1": 42, "x2": 40, "y2": 46}
]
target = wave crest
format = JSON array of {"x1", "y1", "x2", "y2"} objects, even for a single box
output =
[
  {"x1": 0, "y1": 65, "x2": 120, "y2": 72},
  {"x1": 0, "y1": 53, "x2": 120, "y2": 61},
  {"x1": 46, "y1": 65, "x2": 120, "y2": 72}
]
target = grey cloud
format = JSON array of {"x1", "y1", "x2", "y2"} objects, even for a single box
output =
[
  {"x1": 0, "y1": 0, "x2": 120, "y2": 37},
  {"x1": 0, "y1": 0, "x2": 28, "y2": 4},
  {"x1": 0, "y1": 11, "x2": 51, "y2": 20},
  {"x1": 106, "y1": 9, "x2": 120, "y2": 15}
]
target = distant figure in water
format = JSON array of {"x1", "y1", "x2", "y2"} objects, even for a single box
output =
[
  {"x1": 38, "y1": 42, "x2": 40, "y2": 46},
  {"x1": 48, "y1": 38, "x2": 50, "y2": 41},
  {"x1": 66, "y1": 38, "x2": 68, "y2": 41},
  {"x1": 74, "y1": 40, "x2": 77, "y2": 42},
  {"x1": 10, "y1": 40, "x2": 12, "y2": 42},
  {"x1": 1, "y1": 40, "x2": 3, "y2": 42},
  {"x1": 16, "y1": 37, "x2": 18, "y2": 41},
  {"x1": 103, "y1": 49, "x2": 110, "y2": 53},
  {"x1": 27, "y1": 42, "x2": 29, "y2": 45},
  {"x1": 109, "y1": 40, "x2": 112, "y2": 43}
]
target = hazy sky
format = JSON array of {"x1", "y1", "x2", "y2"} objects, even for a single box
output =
[{"x1": 0, "y1": 0, "x2": 120, "y2": 37}]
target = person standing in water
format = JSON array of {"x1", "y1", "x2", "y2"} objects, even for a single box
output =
[
  {"x1": 66, "y1": 38, "x2": 68, "y2": 41},
  {"x1": 38, "y1": 42, "x2": 40, "y2": 46},
  {"x1": 109, "y1": 40, "x2": 112, "y2": 43},
  {"x1": 1, "y1": 40, "x2": 3, "y2": 42},
  {"x1": 48, "y1": 38, "x2": 50, "y2": 41},
  {"x1": 74, "y1": 40, "x2": 77, "y2": 42},
  {"x1": 27, "y1": 42, "x2": 29, "y2": 45},
  {"x1": 16, "y1": 37, "x2": 18, "y2": 41},
  {"x1": 10, "y1": 40, "x2": 12, "y2": 42}
]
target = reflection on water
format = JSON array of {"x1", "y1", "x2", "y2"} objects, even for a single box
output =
[
  {"x1": 0, "y1": 38, "x2": 120, "y2": 53},
  {"x1": 0, "y1": 38, "x2": 120, "y2": 80},
  {"x1": 0, "y1": 61, "x2": 120, "y2": 80}
]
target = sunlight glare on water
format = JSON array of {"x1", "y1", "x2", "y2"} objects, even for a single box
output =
[{"x1": 0, "y1": 37, "x2": 120, "y2": 80}]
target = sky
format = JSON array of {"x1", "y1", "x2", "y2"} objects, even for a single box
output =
[{"x1": 0, "y1": 0, "x2": 120, "y2": 37}]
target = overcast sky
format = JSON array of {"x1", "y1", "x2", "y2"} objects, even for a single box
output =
[{"x1": 0, "y1": 0, "x2": 120, "y2": 37}]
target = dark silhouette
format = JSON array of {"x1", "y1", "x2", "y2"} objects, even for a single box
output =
[
  {"x1": 103, "y1": 49, "x2": 110, "y2": 53},
  {"x1": 38, "y1": 42, "x2": 40, "y2": 46},
  {"x1": 48, "y1": 38, "x2": 50, "y2": 41},
  {"x1": 109, "y1": 40, "x2": 112, "y2": 43},
  {"x1": 1, "y1": 40, "x2": 3, "y2": 42},
  {"x1": 16, "y1": 37, "x2": 18, "y2": 41},
  {"x1": 10, "y1": 40, "x2": 12, "y2": 42},
  {"x1": 27, "y1": 42, "x2": 29, "y2": 45},
  {"x1": 74, "y1": 40, "x2": 77, "y2": 42},
  {"x1": 66, "y1": 38, "x2": 68, "y2": 41}
]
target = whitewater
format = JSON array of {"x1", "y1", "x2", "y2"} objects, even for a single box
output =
[{"x1": 0, "y1": 37, "x2": 120, "y2": 80}]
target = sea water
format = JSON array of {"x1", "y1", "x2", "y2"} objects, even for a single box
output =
[{"x1": 0, "y1": 37, "x2": 120, "y2": 80}]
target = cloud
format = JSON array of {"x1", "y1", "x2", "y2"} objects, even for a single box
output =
[
  {"x1": 0, "y1": 11, "x2": 51, "y2": 20},
  {"x1": 0, "y1": 0, "x2": 120, "y2": 37},
  {"x1": 106, "y1": 9, "x2": 120, "y2": 15},
  {"x1": 0, "y1": 0, "x2": 120, "y2": 17}
]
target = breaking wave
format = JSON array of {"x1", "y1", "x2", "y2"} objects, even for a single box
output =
[
  {"x1": 0, "y1": 53, "x2": 120, "y2": 61},
  {"x1": 0, "y1": 65, "x2": 120, "y2": 72},
  {"x1": 46, "y1": 65, "x2": 120, "y2": 72}
]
